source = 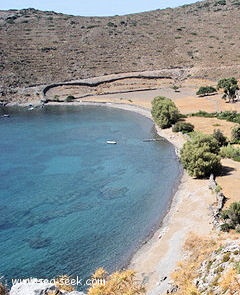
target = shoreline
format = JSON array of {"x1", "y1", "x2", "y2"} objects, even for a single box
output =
[{"x1": 5, "y1": 101, "x2": 214, "y2": 294}]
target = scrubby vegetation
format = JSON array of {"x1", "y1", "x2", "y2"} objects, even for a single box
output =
[
  {"x1": 172, "y1": 122, "x2": 194, "y2": 133},
  {"x1": 220, "y1": 144, "x2": 240, "y2": 161},
  {"x1": 151, "y1": 96, "x2": 180, "y2": 128},
  {"x1": 171, "y1": 234, "x2": 240, "y2": 295},
  {"x1": 220, "y1": 202, "x2": 240, "y2": 232},
  {"x1": 65, "y1": 95, "x2": 75, "y2": 102},
  {"x1": 196, "y1": 86, "x2": 217, "y2": 96},
  {"x1": 180, "y1": 133, "x2": 222, "y2": 178},
  {"x1": 231, "y1": 125, "x2": 240, "y2": 143},
  {"x1": 212, "y1": 129, "x2": 228, "y2": 147},
  {"x1": 87, "y1": 268, "x2": 145, "y2": 295},
  {"x1": 190, "y1": 110, "x2": 240, "y2": 124},
  {"x1": 171, "y1": 234, "x2": 219, "y2": 295}
]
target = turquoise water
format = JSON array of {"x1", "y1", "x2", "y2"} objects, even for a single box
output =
[{"x1": 0, "y1": 105, "x2": 181, "y2": 286}]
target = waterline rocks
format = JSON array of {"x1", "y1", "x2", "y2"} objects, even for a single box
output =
[{"x1": 9, "y1": 279, "x2": 85, "y2": 295}]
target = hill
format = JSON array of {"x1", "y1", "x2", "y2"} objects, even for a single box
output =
[{"x1": 1, "y1": 0, "x2": 240, "y2": 101}]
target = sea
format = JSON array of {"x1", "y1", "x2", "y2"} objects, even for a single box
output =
[{"x1": 0, "y1": 105, "x2": 181, "y2": 289}]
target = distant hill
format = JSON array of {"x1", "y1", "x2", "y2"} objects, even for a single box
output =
[{"x1": 1, "y1": 0, "x2": 240, "y2": 101}]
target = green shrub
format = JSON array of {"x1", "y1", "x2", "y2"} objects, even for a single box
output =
[
  {"x1": 221, "y1": 202, "x2": 240, "y2": 232},
  {"x1": 196, "y1": 86, "x2": 217, "y2": 96},
  {"x1": 212, "y1": 129, "x2": 228, "y2": 147},
  {"x1": 214, "y1": 0, "x2": 226, "y2": 5},
  {"x1": 217, "y1": 111, "x2": 240, "y2": 124},
  {"x1": 190, "y1": 110, "x2": 216, "y2": 118},
  {"x1": 172, "y1": 122, "x2": 194, "y2": 133},
  {"x1": 220, "y1": 223, "x2": 231, "y2": 232},
  {"x1": 227, "y1": 202, "x2": 240, "y2": 227},
  {"x1": 65, "y1": 95, "x2": 75, "y2": 102},
  {"x1": 180, "y1": 134, "x2": 221, "y2": 178},
  {"x1": 151, "y1": 96, "x2": 180, "y2": 129},
  {"x1": 231, "y1": 125, "x2": 240, "y2": 142},
  {"x1": 220, "y1": 144, "x2": 240, "y2": 162},
  {"x1": 190, "y1": 111, "x2": 240, "y2": 124}
]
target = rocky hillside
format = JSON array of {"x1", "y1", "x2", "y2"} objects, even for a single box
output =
[{"x1": 1, "y1": 0, "x2": 240, "y2": 100}]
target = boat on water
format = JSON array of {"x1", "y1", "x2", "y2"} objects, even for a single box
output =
[
  {"x1": 106, "y1": 140, "x2": 117, "y2": 144},
  {"x1": 1, "y1": 114, "x2": 10, "y2": 118}
]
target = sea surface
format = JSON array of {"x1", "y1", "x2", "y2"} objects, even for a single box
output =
[{"x1": 0, "y1": 105, "x2": 181, "y2": 287}]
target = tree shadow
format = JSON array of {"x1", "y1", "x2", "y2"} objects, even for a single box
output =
[{"x1": 218, "y1": 165, "x2": 236, "y2": 176}]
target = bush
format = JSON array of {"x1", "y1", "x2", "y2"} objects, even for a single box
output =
[
  {"x1": 220, "y1": 223, "x2": 231, "y2": 232},
  {"x1": 196, "y1": 86, "x2": 217, "y2": 96},
  {"x1": 180, "y1": 134, "x2": 222, "y2": 178},
  {"x1": 231, "y1": 125, "x2": 240, "y2": 142},
  {"x1": 190, "y1": 110, "x2": 216, "y2": 118},
  {"x1": 65, "y1": 95, "x2": 75, "y2": 102},
  {"x1": 220, "y1": 144, "x2": 240, "y2": 162},
  {"x1": 212, "y1": 129, "x2": 228, "y2": 147},
  {"x1": 227, "y1": 202, "x2": 240, "y2": 227},
  {"x1": 190, "y1": 110, "x2": 240, "y2": 124},
  {"x1": 220, "y1": 202, "x2": 240, "y2": 233},
  {"x1": 172, "y1": 122, "x2": 194, "y2": 133},
  {"x1": 217, "y1": 111, "x2": 240, "y2": 124},
  {"x1": 151, "y1": 96, "x2": 180, "y2": 129}
]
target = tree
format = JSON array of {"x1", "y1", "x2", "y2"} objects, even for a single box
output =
[
  {"x1": 180, "y1": 134, "x2": 222, "y2": 178},
  {"x1": 151, "y1": 96, "x2": 180, "y2": 128},
  {"x1": 231, "y1": 125, "x2": 240, "y2": 142},
  {"x1": 212, "y1": 129, "x2": 228, "y2": 147},
  {"x1": 217, "y1": 77, "x2": 239, "y2": 103},
  {"x1": 196, "y1": 86, "x2": 217, "y2": 96}
]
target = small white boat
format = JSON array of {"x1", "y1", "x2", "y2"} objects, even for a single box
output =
[{"x1": 106, "y1": 140, "x2": 117, "y2": 144}]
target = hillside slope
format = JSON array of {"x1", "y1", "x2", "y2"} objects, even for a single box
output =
[{"x1": 1, "y1": 0, "x2": 240, "y2": 100}]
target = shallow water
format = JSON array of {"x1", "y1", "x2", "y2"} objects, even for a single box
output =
[{"x1": 0, "y1": 105, "x2": 181, "y2": 287}]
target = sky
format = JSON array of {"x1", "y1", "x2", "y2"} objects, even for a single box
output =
[{"x1": 0, "y1": 0, "x2": 198, "y2": 16}]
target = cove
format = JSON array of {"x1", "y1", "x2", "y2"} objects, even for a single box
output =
[{"x1": 0, "y1": 105, "x2": 181, "y2": 287}]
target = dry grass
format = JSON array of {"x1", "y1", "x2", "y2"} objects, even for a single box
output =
[
  {"x1": 186, "y1": 116, "x2": 235, "y2": 139},
  {"x1": 171, "y1": 233, "x2": 221, "y2": 295}
]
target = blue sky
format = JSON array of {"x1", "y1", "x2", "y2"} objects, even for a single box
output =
[{"x1": 0, "y1": 1, "x2": 198, "y2": 16}]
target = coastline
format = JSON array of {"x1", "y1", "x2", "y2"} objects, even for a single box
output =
[{"x1": 6, "y1": 101, "x2": 215, "y2": 294}]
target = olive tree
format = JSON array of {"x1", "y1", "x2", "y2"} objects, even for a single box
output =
[
  {"x1": 151, "y1": 96, "x2": 180, "y2": 128},
  {"x1": 180, "y1": 134, "x2": 222, "y2": 178},
  {"x1": 217, "y1": 77, "x2": 239, "y2": 103}
]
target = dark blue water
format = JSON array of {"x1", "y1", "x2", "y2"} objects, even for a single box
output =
[{"x1": 0, "y1": 105, "x2": 180, "y2": 285}]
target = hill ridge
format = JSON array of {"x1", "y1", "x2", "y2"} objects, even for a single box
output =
[{"x1": 1, "y1": 0, "x2": 240, "y2": 101}]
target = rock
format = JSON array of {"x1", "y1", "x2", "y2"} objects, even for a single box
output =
[
  {"x1": 194, "y1": 239, "x2": 240, "y2": 294},
  {"x1": 9, "y1": 279, "x2": 86, "y2": 295},
  {"x1": 166, "y1": 283, "x2": 178, "y2": 293},
  {"x1": 10, "y1": 279, "x2": 54, "y2": 295}
]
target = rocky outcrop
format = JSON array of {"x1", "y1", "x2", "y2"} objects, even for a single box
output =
[
  {"x1": 209, "y1": 174, "x2": 226, "y2": 228},
  {"x1": 194, "y1": 239, "x2": 240, "y2": 294},
  {"x1": 9, "y1": 279, "x2": 85, "y2": 295}
]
